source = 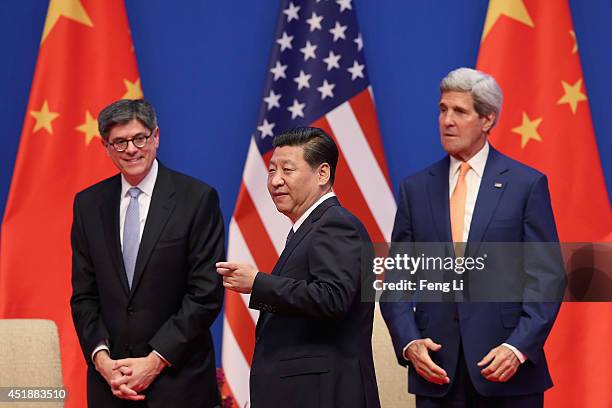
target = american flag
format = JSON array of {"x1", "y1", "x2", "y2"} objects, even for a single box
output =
[{"x1": 221, "y1": 1, "x2": 396, "y2": 405}]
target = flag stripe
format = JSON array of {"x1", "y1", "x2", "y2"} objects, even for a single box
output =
[
  {"x1": 313, "y1": 116, "x2": 386, "y2": 244},
  {"x1": 223, "y1": 290, "x2": 256, "y2": 365},
  {"x1": 221, "y1": 317, "x2": 251, "y2": 407},
  {"x1": 228, "y1": 218, "x2": 261, "y2": 324},
  {"x1": 326, "y1": 102, "x2": 396, "y2": 241},
  {"x1": 349, "y1": 89, "x2": 393, "y2": 187},
  {"x1": 220, "y1": 381, "x2": 238, "y2": 408},
  {"x1": 233, "y1": 185, "x2": 278, "y2": 273}
]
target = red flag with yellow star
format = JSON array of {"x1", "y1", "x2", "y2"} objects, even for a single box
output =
[
  {"x1": 0, "y1": 0, "x2": 142, "y2": 406},
  {"x1": 477, "y1": 0, "x2": 612, "y2": 406}
]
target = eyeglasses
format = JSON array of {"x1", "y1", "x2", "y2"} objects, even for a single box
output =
[{"x1": 107, "y1": 132, "x2": 152, "y2": 152}]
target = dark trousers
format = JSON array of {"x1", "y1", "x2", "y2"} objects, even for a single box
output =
[
  {"x1": 122, "y1": 402, "x2": 146, "y2": 407},
  {"x1": 416, "y1": 346, "x2": 543, "y2": 408}
]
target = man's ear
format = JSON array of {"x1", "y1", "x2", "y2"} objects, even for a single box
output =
[
  {"x1": 483, "y1": 112, "x2": 496, "y2": 133},
  {"x1": 153, "y1": 127, "x2": 160, "y2": 148},
  {"x1": 101, "y1": 139, "x2": 110, "y2": 156},
  {"x1": 318, "y1": 163, "x2": 331, "y2": 186}
]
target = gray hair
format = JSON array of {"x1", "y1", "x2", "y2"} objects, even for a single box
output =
[
  {"x1": 98, "y1": 99, "x2": 158, "y2": 140},
  {"x1": 440, "y1": 68, "x2": 503, "y2": 130}
]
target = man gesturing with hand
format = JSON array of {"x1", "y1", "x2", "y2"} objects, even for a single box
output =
[{"x1": 218, "y1": 128, "x2": 380, "y2": 407}]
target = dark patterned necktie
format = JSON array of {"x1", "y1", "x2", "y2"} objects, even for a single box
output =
[{"x1": 286, "y1": 227, "x2": 295, "y2": 246}]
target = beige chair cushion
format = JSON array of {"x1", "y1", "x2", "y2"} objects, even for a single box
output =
[{"x1": 0, "y1": 319, "x2": 63, "y2": 407}]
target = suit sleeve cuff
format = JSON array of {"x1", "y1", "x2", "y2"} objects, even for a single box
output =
[
  {"x1": 91, "y1": 340, "x2": 110, "y2": 363},
  {"x1": 152, "y1": 350, "x2": 171, "y2": 367},
  {"x1": 502, "y1": 342, "x2": 526, "y2": 364},
  {"x1": 249, "y1": 272, "x2": 279, "y2": 313},
  {"x1": 402, "y1": 340, "x2": 417, "y2": 363}
]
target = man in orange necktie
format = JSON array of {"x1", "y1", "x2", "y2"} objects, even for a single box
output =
[{"x1": 381, "y1": 68, "x2": 564, "y2": 407}]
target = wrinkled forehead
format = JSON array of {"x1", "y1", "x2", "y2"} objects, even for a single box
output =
[{"x1": 439, "y1": 90, "x2": 475, "y2": 109}]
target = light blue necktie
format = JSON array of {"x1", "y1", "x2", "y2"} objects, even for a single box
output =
[{"x1": 123, "y1": 187, "x2": 142, "y2": 288}]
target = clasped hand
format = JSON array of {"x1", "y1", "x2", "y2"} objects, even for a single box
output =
[{"x1": 94, "y1": 351, "x2": 167, "y2": 400}]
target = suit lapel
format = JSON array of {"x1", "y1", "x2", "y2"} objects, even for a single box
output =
[
  {"x1": 426, "y1": 157, "x2": 452, "y2": 243},
  {"x1": 271, "y1": 196, "x2": 340, "y2": 276},
  {"x1": 256, "y1": 196, "x2": 340, "y2": 333},
  {"x1": 467, "y1": 147, "x2": 509, "y2": 255},
  {"x1": 129, "y1": 164, "x2": 176, "y2": 299},
  {"x1": 99, "y1": 175, "x2": 130, "y2": 296}
]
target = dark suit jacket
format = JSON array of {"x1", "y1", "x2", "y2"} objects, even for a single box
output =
[
  {"x1": 248, "y1": 197, "x2": 380, "y2": 408},
  {"x1": 381, "y1": 146, "x2": 564, "y2": 398},
  {"x1": 70, "y1": 163, "x2": 225, "y2": 408}
]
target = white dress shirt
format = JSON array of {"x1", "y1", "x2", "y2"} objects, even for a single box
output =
[
  {"x1": 119, "y1": 159, "x2": 158, "y2": 247},
  {"x1": 448, "y1": 141, "x2": 489, "y2": 242},
  {"x1": 291, "y1": 191, "x2": 336, "y2": 235},
  {"x1": 403, "y1": 142, "x2": 526, "y2": 364},
  {"x1": 92, "y1": 160, "x2": 169, "y2": 365}
]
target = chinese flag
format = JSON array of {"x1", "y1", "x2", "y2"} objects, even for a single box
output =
[
  {"x1": 477, "y1": 0, "x2": 612, "y2": 407},
  {"x1": 0, "y1": 1, "x2": 142, "y2": 406}
]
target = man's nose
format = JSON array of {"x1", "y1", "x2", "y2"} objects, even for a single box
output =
[
  {"x1": 270, "y1": 172, "x2": 284, "y2": 186},
  {"x1": 124, "y1": 140, "x2": 139, "y2": 154},
  {"x1": 442, "y1": 112, "x2": 454, "y2": 126}
]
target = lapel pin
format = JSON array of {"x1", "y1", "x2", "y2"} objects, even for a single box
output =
[{"x1": 494, "y1": 182, "x2": 503, "y2": 188}]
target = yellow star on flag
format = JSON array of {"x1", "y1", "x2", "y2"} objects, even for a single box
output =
[
  {"x1": 482, "y1": 0, "x2": 534, "y2": 42},
  {"x1": 569, "y1": 30, "x2": 578, "y2": 54},
  {"x1": 75, "y1": 110, "x2": 100, "y2": 145},
  {"x1": 30, "y1": 100, "x2": 60, "y2": 134},
  {"x1": 122, "y1": 78, "x2": 143, "y2": 99},
  {"x1": 557, "y1": 78, "x2": 587, "y2": 114},
  {"x1": 512, "y1": 112, "x2": 543, "y2": 148},
  {"x1": 41, "y1": 0, "x2": 93, "y2": 44}
]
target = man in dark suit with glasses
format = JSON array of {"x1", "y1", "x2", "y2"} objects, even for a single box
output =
[{"x1": 71, "y1": 99, "x2": 225, "y2": 407}]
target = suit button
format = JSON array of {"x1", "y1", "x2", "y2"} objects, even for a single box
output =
[
  {"x1": 255, "y1": 336, "x2": 261, "y2": 343},
  {"x1": 127, "y1": 307, "x2": 134, "y2": 315}
]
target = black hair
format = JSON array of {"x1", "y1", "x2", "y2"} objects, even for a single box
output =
[{"x1": 273, "y1": 127, "x2": 338, "y2": 185}]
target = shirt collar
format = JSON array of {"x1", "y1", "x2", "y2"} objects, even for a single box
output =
[
  {"x1": 121, "y1": 159, "x2": 158, "y2": 198},
  {"x1": 449, "y1": 141, "x2": 489, "y2": 179},
  {"x1": 292, "y1": 191, "x2": 336, "y2": 232}
]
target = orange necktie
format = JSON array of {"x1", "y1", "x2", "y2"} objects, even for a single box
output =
[{"x1": 450, "y1": 162, "x2": 471, "y2": 243}]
